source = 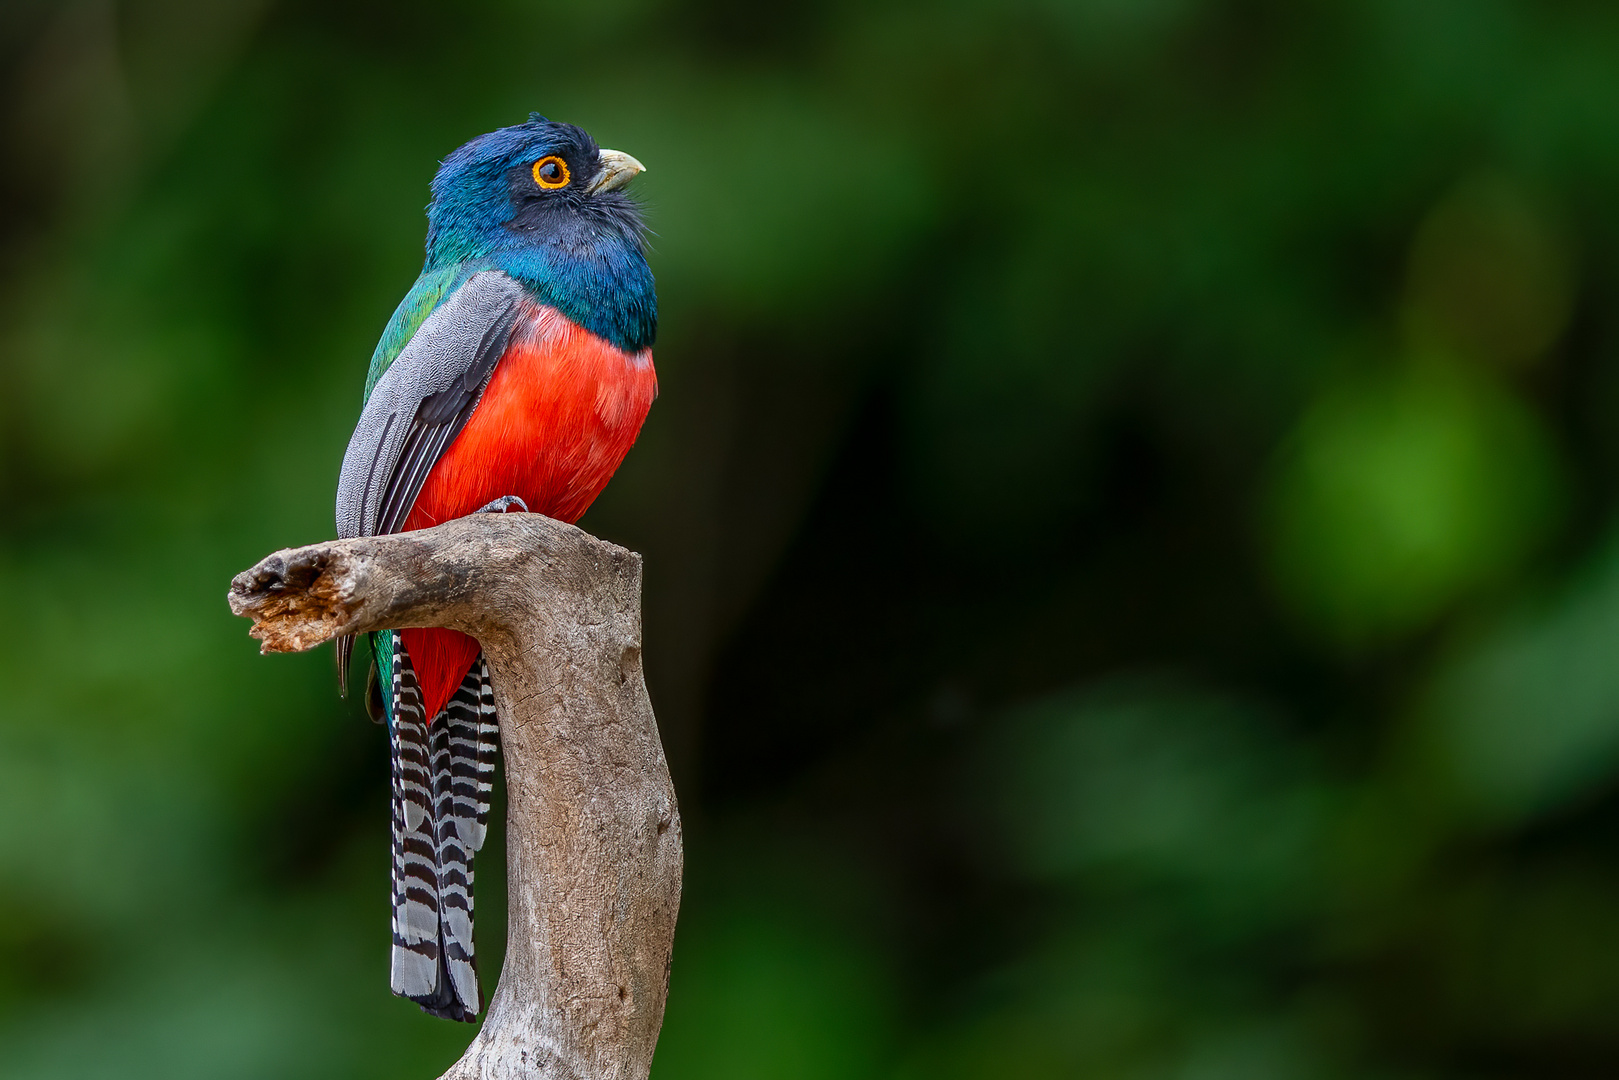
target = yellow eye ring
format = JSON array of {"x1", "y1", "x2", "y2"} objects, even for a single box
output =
[{"x1": 532, "y1": 156, "x2": 571, "y2": 189}]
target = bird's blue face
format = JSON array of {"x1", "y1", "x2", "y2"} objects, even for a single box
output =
[
  {"x1": 425, "y1": 116, "x2": 647, "y2": 265},
  {"x1": 423, "y1": 115, "x2": 656, "y2": 352}
]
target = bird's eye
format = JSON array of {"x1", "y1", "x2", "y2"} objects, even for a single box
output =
[{"x1": 532, "y1": 156, "x2": 571, "y2": 189}]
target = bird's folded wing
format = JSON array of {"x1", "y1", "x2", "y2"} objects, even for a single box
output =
[
  {"x1": 336, "y1": 268, "x2": 527, "y2": 540},
  {"x1": 333, "y1": 268, "x2": 526, "y2": 688}
]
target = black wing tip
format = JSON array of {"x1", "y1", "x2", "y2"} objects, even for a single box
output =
[
  {"x1": 365, "y1": 658, "x2": 387, "y2": 724},
  {"x1": 336, "y1": 633, "x2": 353, "y2": 698}
]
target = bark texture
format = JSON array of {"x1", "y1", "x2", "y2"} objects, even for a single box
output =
[{"x1": 228, "y1": 513, "x2": 682, "y2": 1080}]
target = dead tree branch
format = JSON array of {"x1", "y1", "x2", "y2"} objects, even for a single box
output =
[{"x1": 228, "y1": 513, "x2": 682, "y2": 1080}]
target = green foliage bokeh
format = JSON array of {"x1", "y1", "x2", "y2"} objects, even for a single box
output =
[{"x1": 6, "y1": 1, "x2": 1619, "y2": 1076}]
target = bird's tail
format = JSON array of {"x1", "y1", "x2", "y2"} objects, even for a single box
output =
[{"x1": 385, "y1": 631, "x2": 499, "y2": 1022}]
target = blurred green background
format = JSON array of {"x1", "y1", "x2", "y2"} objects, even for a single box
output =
[{"x1": 5, "y1": 0, "x2": 1619, "y2": 1076}]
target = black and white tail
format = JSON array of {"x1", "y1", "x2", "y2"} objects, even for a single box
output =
[{"x1": 387, "y1": 632, "x2": 499, "y2": 1022}]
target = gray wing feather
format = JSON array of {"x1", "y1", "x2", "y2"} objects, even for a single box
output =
[
  {"x1": 333, "y1": 269, "x2": 526, "y2": 691},
  {"x1": 336, "y1": 269, "x2": 527, "y2": 540}
]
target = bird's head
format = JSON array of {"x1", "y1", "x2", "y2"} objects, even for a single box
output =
[{"x1": 423, "y1": 115, "x2": 647, "y2": 268}]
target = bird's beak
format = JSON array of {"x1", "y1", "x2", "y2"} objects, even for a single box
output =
[{"x1": 587, "y1": 149, "x2": 646, "y2": 194}]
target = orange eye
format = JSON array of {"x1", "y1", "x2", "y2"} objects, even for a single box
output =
[{"x1": 532, "y1": 156, "x2": 570, "y2": 189}]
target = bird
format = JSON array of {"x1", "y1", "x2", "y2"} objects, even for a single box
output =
[{"x1": 333, "y1": 115, "x2": 657, "y2": 1022}]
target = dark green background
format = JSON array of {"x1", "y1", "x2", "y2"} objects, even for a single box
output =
[{"x1": 5, "y1": 1, "x2": 1619, "y2": 1076}]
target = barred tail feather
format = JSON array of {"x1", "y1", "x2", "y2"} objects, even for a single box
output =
[
  {"x1": 387, "y1": 636, "x2": 499, "y2": 1023},
  {"x1": 388, "y1": 634, "x2": 440, "y2": 999},
  {"x1": 475, "y1": 657, "x2": 498, "y2": 846},
  {"x1": 424, "y1": 665, "x2": 482, "y2": 1020}
]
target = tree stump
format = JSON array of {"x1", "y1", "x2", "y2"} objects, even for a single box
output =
[{"x1": 227, "y1": 513, "x2": 682, "y2": 1080}]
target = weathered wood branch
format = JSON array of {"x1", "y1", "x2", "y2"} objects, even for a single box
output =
[{"x1": 227, "y1": 513, "x2": 682, "y2": 1080}]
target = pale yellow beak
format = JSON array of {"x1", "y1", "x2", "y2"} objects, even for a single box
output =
[{"x1": 587, "y1": 149, "x2": 646, "y2": 194}]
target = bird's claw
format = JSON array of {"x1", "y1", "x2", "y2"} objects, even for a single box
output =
[{"x1": 475, "y1": 495, "x2": 530, "y2": 514}]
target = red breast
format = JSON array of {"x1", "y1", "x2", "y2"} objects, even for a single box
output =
[{"x1": 401, "y1": 304, "x2": 657, "y2": 721}]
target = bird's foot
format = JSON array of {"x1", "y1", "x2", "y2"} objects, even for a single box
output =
[{"x1": 475, "y1": 495, "x2": 530, "y2": 514}]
